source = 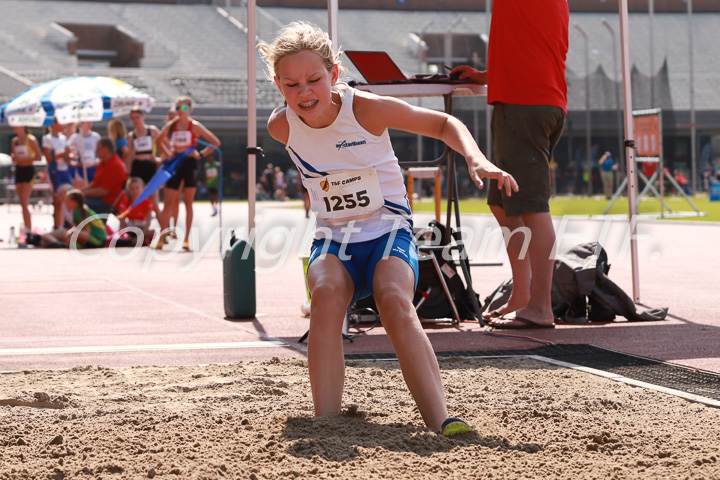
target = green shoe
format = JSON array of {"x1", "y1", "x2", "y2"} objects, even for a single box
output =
[{"x1": 439, "y1": 417, "x2": 472, "y2": 436}]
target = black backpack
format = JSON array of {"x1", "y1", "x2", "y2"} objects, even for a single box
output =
[{"x1": 482, "y1": 242, "x2": 668, "y2": 323}]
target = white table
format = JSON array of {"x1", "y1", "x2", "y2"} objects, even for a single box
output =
[{"x1": 355, "y1": 82, "x2": 486, "y2": 99}]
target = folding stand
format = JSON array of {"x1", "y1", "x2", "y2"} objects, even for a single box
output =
[
  {"x1": 604, "y1": 157, "x2": 702, "y2": 217},
  {"x1": 605, "y1": 107, "x2": 703, "y2": 218}
]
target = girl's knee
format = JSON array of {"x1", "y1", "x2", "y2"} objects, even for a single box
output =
[
  {"x1": 310, "y1": 281, "x2": 347, "y2": 306},
  {"x1": 375, "y1": 288, "x2": 412, "y2": 314}
]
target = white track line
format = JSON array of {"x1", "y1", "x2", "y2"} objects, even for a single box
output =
[
  {"x1": 528, "y1": 355, "x2": 720, "y2": 409},
  {"x1": 0, "y1": 341, "x2": 288, "y2": 357},
  {"x1": 364, "y1": 354, "x2": 720, "y2": 409},
  {"x1": 97, "y1": 275, "x2": 306, "y2": 353}
]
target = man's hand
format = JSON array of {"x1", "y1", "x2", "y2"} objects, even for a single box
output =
[{"x1": 450, "y1": 66, "x2": 487, "y2": 85}]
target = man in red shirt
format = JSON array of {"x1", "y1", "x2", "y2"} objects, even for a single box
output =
[
  {"x1": 82, "y1": 137, "x2": 127, "y2": 217},
  {"x1": 452, "y1": 0, "x2": 568, "y2": 329}
]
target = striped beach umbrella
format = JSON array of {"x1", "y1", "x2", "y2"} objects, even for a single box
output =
[{"x1": 1, "y1": 76, "x2": 154, "y2": 127}]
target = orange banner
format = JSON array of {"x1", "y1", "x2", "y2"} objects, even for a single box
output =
[{"x1": 633, "y1": 114, "x2": 661, "y2": 157}]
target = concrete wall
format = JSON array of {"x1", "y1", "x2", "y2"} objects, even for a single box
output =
[{"x1": 30, "y1": 0, "x2": 720, "y2": 12}]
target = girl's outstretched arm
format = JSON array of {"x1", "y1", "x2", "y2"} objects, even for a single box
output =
[{"x1": 353, "y1": 90, "x2": 518, "y2": 196}]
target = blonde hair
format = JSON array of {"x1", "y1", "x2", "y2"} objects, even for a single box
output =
[
  {"x1": 126, "y1": 176, "x2": 145, "y2": 189},
  {"x1": 66, "y1": 188, "x2": 86, "y2": 206},
  {"x1": 175, "y1": 96, "x2": 192, "y2": 108},
  {"x1": 258, "y1": 21, "x2": 343, "y2": 80},
  {"x1": 107, "y1": 118, "x2": 127, "y2": 140}
]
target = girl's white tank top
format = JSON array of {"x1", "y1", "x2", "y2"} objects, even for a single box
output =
[{"x1": 285, "y1": 86, "x2": 412, "y2": 243}]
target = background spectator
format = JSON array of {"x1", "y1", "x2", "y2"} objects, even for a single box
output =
[
  {"x1": 598, "y1": 151, "x2": 616, "y2": 199},
  {"x1": 11, "y1": 126, "x2": 42, "y2": 232},
  {"x1": 69, "y1": 121, "x2": 101, "y2": 185},
  {"x1": 81, "y1": 136, "x2": 127, "y2": 216},
  {"x1": 157, "y1": 96, "x2": 221, "y2": 250},
  {"x1": 116, "y1": 177, "x2": 155, "y2": 245},
  {"x1": 204, "y1": 155, "x2": 220, "y2": 216},
  {"x1": 42, "y1": 117, "x2": 73, "y2": 229},
  {"x1": 108, "y1": 118, "x2": 130, "y2": 168},
  {"x1": 40, "y1": 189, "x2": 106, "y2": 249}
]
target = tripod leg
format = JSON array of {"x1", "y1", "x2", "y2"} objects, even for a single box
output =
[{"x1": 603, "y1": 176, "x2": 628, "y2": 214}]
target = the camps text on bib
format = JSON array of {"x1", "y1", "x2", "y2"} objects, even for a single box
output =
[{"x1": 306, "y1": 167, "x2": 383, "y2": 223}]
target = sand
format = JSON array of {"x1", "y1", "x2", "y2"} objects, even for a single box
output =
[{"x1": 1, "y1": 356, "x2": 719, "y2": 480}]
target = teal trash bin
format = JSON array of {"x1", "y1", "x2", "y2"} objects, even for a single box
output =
[
  {"x1": 710, "y1": 183, "x2": 720, "y2": 202},
  {"x1": 223, "y1": 233, "x2": 256, "y2": 318}
]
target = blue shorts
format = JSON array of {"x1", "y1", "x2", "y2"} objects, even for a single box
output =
[
  {"x1": 48, "y1": 163, "x2": 74, "y2": 190},
  {"x1": 308, "y1": 229, "x2": 419, "y2": 306}
]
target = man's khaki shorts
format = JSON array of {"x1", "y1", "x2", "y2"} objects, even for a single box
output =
[{"x1": 487, "y1": 103, "x2": 565, "y2": 216}]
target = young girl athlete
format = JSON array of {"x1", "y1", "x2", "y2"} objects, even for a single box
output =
[{"x1": 260, "y1": 22, "x2": 518, "y2": 435}]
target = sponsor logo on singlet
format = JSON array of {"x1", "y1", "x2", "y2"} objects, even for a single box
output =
[{"x1": 335, "y1": 139, "x2": 367, "y2": 150}]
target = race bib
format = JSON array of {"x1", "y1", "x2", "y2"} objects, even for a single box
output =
[
  {"x1": 56, "y1": 159, "x2": 68, "y2": 171},
  {"x1": 15, "y1": 145, "x2": 28, "y2": 159},
  {"x1": 305, "y1": 167, "x2": 384, "y2": 223},
  {"x1": 83, "y1": 149, "x2": 97, "y2": 165},
  {"x1": 133, "y1": 135, "x2": 153, "y2": 152},
  {"x1": 171, "y1": 131, "x2": 192, "y2": 149}
]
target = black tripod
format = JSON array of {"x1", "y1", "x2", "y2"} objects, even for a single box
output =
[{"x1": 399, "y1": 93, "x2": 485, "y2": 326}]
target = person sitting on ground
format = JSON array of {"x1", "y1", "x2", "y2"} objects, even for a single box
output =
[
  {"x1": 259, "y1": 21, "x2": 517, "y2": 436},
  {"x1": 116, "y1": 177, "x2": 155, "y2": 245},
  {"x1": 56, "y1": 183, "x2": 75, "y2": 229},
  {"x1": 40, "y1": 189, "x2": 107, "y2": 249},
  {"x1": 81, "y1": 137, "x2": 127, "y2": 217}
]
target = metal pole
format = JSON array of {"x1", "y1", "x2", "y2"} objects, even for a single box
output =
[
  {"x1": 649, "y1": 0, "x2": 655, "y2": 107},
  {"x1": 603, "y1": 18, "x2": 624, "y2": 187},
  {"x1": 416, "y1": 20, "x2": 433, "y2": 165},
  {"x1": 247, "y1": 0, "x2": 257, "y2": 241},
  {"x1": 485, "y1": 0, "x2": 492, "y2": 159},
  {"x1": 327, "y1": 0, "x2": 338, "y2": 50},
  {"x1": 575, "y1": 23, "x2": 592, "y2": 196},
  {"x1": 619, "y1": 0, "x2": 641, "y2": 301},
  {"x1": 688, "y1": 0, "x2": 697, "y2": 194},
  {"x1": 444, "y1": 15, "x2": 464, "y2": 69}
]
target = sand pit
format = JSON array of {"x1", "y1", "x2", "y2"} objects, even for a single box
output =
[{"x1": 1, "y1": 356, "x2": 719, "y2": 479}]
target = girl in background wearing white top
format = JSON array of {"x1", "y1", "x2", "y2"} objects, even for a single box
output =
[
  {"x1": 69, "y1": 121, "x2": 101, "y2": 185},
  {"x1": 43, "y1": 118, "x2": 73, "y2": 229}
]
